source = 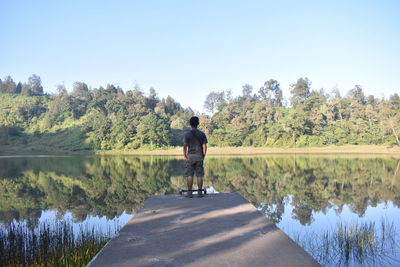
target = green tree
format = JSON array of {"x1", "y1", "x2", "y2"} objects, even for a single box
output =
[
  {"x1": 71, "y1": 82, "x2": 91, "y2": 119},
  {"x1": 21, "y1": 83, "x2": 31, "y2": 96},
  {"x1": 27, "y1": 74, "x2": 44, "y2": 96},
  {"x1": 204, "y1": 91, "x2": 226, "y2": 114},
  {"x1": 163, "y1": 96, "x2": 182, "y2": 115},
  {"x1": 348, "y1": 85, "x2": 366, "y2": 104},
  {"x1": 57, "y1": 84, "x2": 68, "y2": 95},
  {"x1": 44, "y1": 93, "x2": 72, "y2": 128},
  {"x1": 290, "y1": 77, "x2": 311, "y2": 107},
  {"x1": 258, "y1": 79, "x2": 282, "y2": 107},
  {"x1": 136, "y1": 114, "x2": 170, "y2": 147},
  {"x1": 379, "y1": 94, "x2": 400, "y2": 146},
  {"x1": 241, "y1": 84, "x2": 254, "y2": 101},
  {"x1": 0, "y1": 76, "x2": 17, "y2": 94},
  {"x1": 15, "y1": 82, "x2": 22, "y2": 94}
]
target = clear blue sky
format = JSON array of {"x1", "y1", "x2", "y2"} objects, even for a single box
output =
[{"x1": 1, "y1": 0, "x2": 399, "y2": 111}]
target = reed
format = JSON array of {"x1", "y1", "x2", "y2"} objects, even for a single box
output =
[
  {"x1": 293, "y1": 220, "x2": 400, "y2": 266},
  {"x1": 0, "y1": 219, "x2": 118, "y2": 267}
]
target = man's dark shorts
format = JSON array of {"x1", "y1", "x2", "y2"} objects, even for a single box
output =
[{"x1": 185, "y1": 159, "x2": 204, "y2": 177}]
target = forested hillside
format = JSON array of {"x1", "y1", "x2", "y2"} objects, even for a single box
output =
[{"x1": 0, "y1": 75, "x2": 399, "y2": 151}]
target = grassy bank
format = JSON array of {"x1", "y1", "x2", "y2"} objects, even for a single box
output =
[
  {"x1": 97, "y1": 145, "x2": 400, "y2": 156},
  {"x1": 1, "y1": 144, "x2": 400, "y2": 156}
]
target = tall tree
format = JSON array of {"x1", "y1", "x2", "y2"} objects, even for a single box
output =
[
  {"x1": 57, "y1": 84, "x2": 68, "y2": 95},
  {"x1": 28, "y1": 74, "x2": 44, "y2": 96},
  {"x1": 147, "y1": 87, "x2": 158, "y2": 110},
  {"x1": 258, "y1": 79, "x2": 283, "y2": 107},
  {"x1": 15, "y1": 82, "x2": 22, "y2": 94},
  {"x1": 0, "y1": 76, "x2": 17, "y2": 94},
  {"x1": 71, "y1": 82, "x2": 91, "y2": 118},
  {"x1": 290, "y1": 77, "x2": 311, "y2": 107},
  {"x1": 72, "y1": 81, "x2": 89, "y2": 96},
  {"x1": 164, "y1": 96, "x2": 181, "y2": 115},
  {"x1": 204, "y1": 91, "x2": 226, "y2": 114},
  {"x1": 347, "y1": 85, "x2": 366, "y2": 104},
  {"x1": 242, "y1": 84, "x2": 254, "y2": 101}
]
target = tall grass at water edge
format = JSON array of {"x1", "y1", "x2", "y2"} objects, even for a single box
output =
[
  {"x1": 0, "y1": 219, "x2": 119, "y2": 267},
  {"x1": 293, "y1": 220, "x2": 400, "y2": 266}
]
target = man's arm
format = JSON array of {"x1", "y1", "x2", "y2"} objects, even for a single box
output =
[
  {"x1": 202, "y1": 143, "x2": 207, "y2": 158},
  {"x1": 183, "y1": 144, "x2": 188, "y2": 159}
]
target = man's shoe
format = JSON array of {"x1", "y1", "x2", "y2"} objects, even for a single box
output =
[
  {"x1": 186, "y1": 191, "x2": 193, "y2": 198},
  {"x1": 197, "y1": 189, "x2": 204, "y2": 198}
]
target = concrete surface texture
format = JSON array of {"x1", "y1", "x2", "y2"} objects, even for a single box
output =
[{"x1": 88, "y1": 193, "x2": 321, "y2": 267}]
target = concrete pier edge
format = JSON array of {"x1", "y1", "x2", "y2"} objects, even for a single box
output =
[{"x1": 88, "y1": 193, "x2": 320, "y2": 267}]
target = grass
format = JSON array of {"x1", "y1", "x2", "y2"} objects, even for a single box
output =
[
  {"x1": 293, "y1": 220, "x2": 400, "y2": 266},
  {"x1": 1, "y1": 144, "x2": 400, "y2": 156},
  {"x1": 0, "y1": 219, "x2": 118, "y2": 267},
  {"x1": 97, "y1": 145, "x2": 400, "y2": 156}
]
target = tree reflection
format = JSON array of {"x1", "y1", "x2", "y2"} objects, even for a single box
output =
[
  {"x1": 0, "y1": 155, "x2": 399, "y2": 227},
  {"x1": 206, "y1": 156, "x2": 400, "y2": 225}
]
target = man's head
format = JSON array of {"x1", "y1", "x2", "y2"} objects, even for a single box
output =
[{"x1": 189, "y1": 116, "x2": 199, "y2": 128}]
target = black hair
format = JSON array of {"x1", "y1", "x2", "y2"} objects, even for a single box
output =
[{"x1": 189, "y1": 116, "x2": 199, "y2": 127}]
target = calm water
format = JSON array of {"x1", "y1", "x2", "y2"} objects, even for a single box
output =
[{"x1": 1, "y1": 154, "x2": 400, "y2": 266}]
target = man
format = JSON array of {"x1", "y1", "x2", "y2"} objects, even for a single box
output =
[{"x1": 183, "y1": 116, "x2": 207, "y2": 198}]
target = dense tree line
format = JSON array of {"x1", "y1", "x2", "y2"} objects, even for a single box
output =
[
  {"x1": 0, "y1": 75, "x2": 192, "y2": 150},
  {"x1": 0, "y1": 75, "x2": 399, "y2": 150},
  {"x1": 0, "y1": 75, "x2": 44, "y2": 96},
  {"x1": 204, "y1": 78, "x2": 400, "y2": 147}
]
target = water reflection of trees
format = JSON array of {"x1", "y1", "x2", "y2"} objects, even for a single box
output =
[
  {"x1": 0, "y1": 156, "x2": 184, "y2": 226},
  {"x1": 206, "y1": 156, "x2": 400, "y2": 225},
  {"x1": 0, "y1": 155, "x2": 399, "y2": 227}
]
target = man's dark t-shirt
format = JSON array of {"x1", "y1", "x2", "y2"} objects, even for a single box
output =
[{"x1": 183, "y1": 129, "x2": 208, "y2": 160}]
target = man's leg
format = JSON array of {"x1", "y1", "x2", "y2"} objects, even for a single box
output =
[
  {"x1": 197, "y1": 176, "x2": 204, "y2": 197},
  {"x1": 197, "y1": 176, "x2": 203, "y2": 190},
  {"x1": 187, "y1": 176, "x2": 193, "y2": 191},
  {"x1": 196, "y1": 160, "x2": 204, "y2": 197},
  {"x1": 186, "y1": 176, "x2": 193, "y2": 197},
  {"x1": 186, "y1": 160, "x2": 194, "y2": 197},
  {"x1": 196, "y1": 160, "x2": 204, "y2": 190}
]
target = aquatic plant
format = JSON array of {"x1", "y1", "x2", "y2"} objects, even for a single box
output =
[
  {"x1": 292, "y1": 220, "x2": 400, "y2": 266},
  {"x1": 0, "y1": 219, "x2": 118, "y2": 267}
]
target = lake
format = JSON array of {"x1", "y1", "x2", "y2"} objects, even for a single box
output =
[{"x1": 1, "y1": 154, "x2": 399, "y2": 266}]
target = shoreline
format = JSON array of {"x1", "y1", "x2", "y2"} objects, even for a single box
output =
[
  {"x1": 97, "y1": 145, "x2": 400, "y2": 156},
  {"x1": 1, "y1": 145, "x2": 400, "y2": 156}
]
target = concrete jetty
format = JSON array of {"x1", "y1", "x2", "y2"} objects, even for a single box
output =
[{"x1": 88, "y1": 193, "x2": 320, "y2": 266}]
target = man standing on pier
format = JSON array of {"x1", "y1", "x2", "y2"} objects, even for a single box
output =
[{"x1": 183, "y1": 116, "x2": 207, "y2": 198}]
